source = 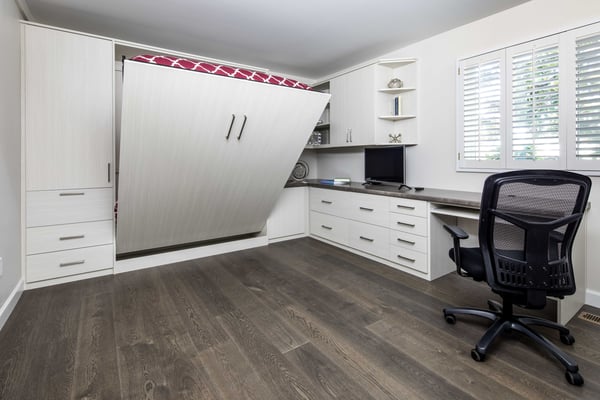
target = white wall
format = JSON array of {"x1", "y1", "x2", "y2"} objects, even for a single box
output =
[
  {"x1": 0, "y1": 0, "x2": 23, "y2": 327},
  {"x1": 317, "y1": 0, "x2": 600, "y2": 303}
]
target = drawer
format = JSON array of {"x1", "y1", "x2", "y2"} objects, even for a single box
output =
[
  {"x1": 347, "y1": 192, "x2": 389, "y2": 227},
  {"x1": 27, "y1": 220, "x2": 113, "y2": 255},
  {"x1": 389, "y1": 230, "x2": 428, "y2": 253},
  {"x1": 310, "y1": 211, "x2": 349, "y2": 244},
  {"x1": 389, "y1": 245, "x2": 428, "y2": 273},
  {"x1": 27, "y1": 188, "x2": 113, "y2": 227},
  {"x1": 389, "y1": 214, "x2": 427, "y2": 236},
  {"x1": 309, "y1": 188, "x2": 347, "y2": 217},
  {"x1": 27, "y1": 244, "x2": 114, "y2": 283},
  {"x1": 389, "y1": 198, "x2": 427, "y2": 217},
  {"x1": 348, "y1": 221, "x2": 389, "y2": 259}
]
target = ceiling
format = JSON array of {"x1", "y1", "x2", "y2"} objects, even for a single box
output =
[{"x1": 20, "y1": 0, "x2": 530, "y2": 79}]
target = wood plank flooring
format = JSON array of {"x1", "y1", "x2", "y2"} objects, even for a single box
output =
[{"x1": 1, "y1": 237, "x2": 599, "y2": 399}]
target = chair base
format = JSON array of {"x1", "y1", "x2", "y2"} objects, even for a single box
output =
[{"x1": 443, "y1": 299, "x2": 584, "y2": 386}]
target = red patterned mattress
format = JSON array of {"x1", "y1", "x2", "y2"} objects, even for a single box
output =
[{"x1": 131, "y1": 55, "x2": 312, "y2": 90}]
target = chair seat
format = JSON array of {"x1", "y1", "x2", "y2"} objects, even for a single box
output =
[{"x1": 449, "y1": 247, "x2": 485, "y2": 281}]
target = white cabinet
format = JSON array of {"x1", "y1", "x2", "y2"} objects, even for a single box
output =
[
  {"x1": 23, "y1": 24, "x2": 113, "y2": 191},
  {"x1": 267, "y1": 187, "x2": 308, "y2": 241},
  {"x1": 22, "y1": 23, "x2": 115, "y2": 284},
  {"x1": 329, "y1": 66, "x2": 375, "y2": 146}
]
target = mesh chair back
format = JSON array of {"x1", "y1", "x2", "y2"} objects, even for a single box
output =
[{"x1": 478, "y1": 170, "x2": 591, "y2": 306}]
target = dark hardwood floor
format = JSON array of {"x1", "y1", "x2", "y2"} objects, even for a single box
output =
[{"x1": 1, "y1": 237, "x2": 599, "y2": 399}]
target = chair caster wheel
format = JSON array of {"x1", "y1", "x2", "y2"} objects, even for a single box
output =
[
  {"x1": 565, "y1": 370, "x2": 584, "y2": 386},
  {"x1": 471, "y1": 348, "x2": 485, "y2": 362},
  {"x1": 560, "y1": 333, "x2": 575, "y2": 345},
  {"x1": 444, "y1": 314, "x2": 456, "y2": 324}
]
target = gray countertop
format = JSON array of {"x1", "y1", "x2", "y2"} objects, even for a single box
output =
[{"x1": 286, "y1": 179, "x2": 482, "y2": 208}]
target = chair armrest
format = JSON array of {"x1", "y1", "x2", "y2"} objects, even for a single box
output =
[{"x1": 443, "y1": 224, "x2": 469, "y2": 240}]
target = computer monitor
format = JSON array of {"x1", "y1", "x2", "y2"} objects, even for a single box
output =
[{"x1": 364, "y1": 146, "x2": 405, "y2": 184}]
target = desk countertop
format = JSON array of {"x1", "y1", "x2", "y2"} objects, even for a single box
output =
[{"x1": 286, "y1": 179, "x2": 482, "y2": 208}]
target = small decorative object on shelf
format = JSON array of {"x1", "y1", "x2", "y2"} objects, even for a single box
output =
[
  {"x1": 389, "y1": 133, "x2": 402, "y2": 143},
  {"x1": 387, "y1": 78, "x2": 403, "y2": 88},
  {"x1": 307, "y1": 131, "x2": 322, "y2": 145}
]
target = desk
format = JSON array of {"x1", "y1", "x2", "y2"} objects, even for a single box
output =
[{"x1": 300, "y1": 180, "x2": 586, "y2": 325}]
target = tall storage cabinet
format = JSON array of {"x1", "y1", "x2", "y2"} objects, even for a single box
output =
[{"x1": 22, "y1": 23, "x2": 114, "y2": 285}]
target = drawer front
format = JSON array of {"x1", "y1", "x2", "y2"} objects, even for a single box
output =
[
  {"x1": 389, "y1": 198, "x2": 427, "y2": 217},
  {"x1": 27, "y1": 244, "x2": 114, "y2": 283},
  {"x1": 389, "y1": 245, "x2": 428, "y2": 273},
  {"x1": 389, "y1": 214, "x2": 427, "y2": 236},
  {"x1": 347, "y1": 192, "x2": 389, "y2": 227},
  {"x1": 348, "y1": 221, "x2": 389, "y2": 259},
  {"x1": 309, "y1": 188, "x2": 347, "y2": 217},
  {"x1": 27, "y1": 220, "x2": 113, "y2": 255},
  {"x1": 27, "y1": 188, "x2": 113, "y2": 227},
  {"x1": 310, "y1": 211, "x2": 349, "y2": 244},
  {"x1": 389, "y1": 230, "x2": 427, "y2": 253}
]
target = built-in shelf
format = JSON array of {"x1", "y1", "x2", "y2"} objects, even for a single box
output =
[
  {"x1": 314, "y1": 123, "x2": 330, "y2": 130},
  {"x1": 378, "y1": 87, "x2": 416, "y2": 94},
  {"x1": 378, "y1": 115, "x2": 416, "y2": 121}
]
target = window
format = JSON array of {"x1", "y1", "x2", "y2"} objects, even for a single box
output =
[{"x1": 457, "y1": 21, "x2": 600, "y2": 172}]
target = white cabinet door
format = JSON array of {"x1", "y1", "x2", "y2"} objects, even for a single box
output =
[
  {"x1": 267, "y1": 187, "x2": 307, "y2": 240},
  {"x1": 24, "y1": 25, "x2": 113, "y2": 190},
  {"x1": 329, "y1": 66, "x2": 375, "y2": 146}
]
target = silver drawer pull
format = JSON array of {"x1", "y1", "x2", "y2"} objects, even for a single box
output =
[
  {"x1": 59, "y1": 235, "x2": 85, "y2": 241},
  {"x1": 359, "y1": 207, "x2": 374, "y2": 212},
  {"x1": 396, "y1": 221, "x2": 416, "y2": 227},
  {"x1": 397, "y1": 238, "x2": 416, "y2": 245},
  {"x1": 59, "y1": 260, "x2": 85, "y2": 267},
  {"x1": 321, "y1": 225, "x2": 333, "y2": 230},
  {"x1": 396, "y1": 204, "x2": 415, "y2": 210},
  {"x1": 397, "y1": 255, "x2": 416, "y2": 263},
  {"x1": 59, "y1": 192, "x2": 85, "y2": 196},
  {"x1": 359, "y1": 236, "x2": 374, "y2": 242},
  {"x1": 321, "y1": 200, "x2": 333, "y2": 204}
]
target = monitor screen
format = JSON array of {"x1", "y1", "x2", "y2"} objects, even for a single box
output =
[{"x1": 364, "y1": 146, "x2": 405, "y2": 184}]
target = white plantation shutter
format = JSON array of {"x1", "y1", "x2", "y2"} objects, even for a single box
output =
[
  {"x1": 458, "y1": 51, "x2": 504, "y2": 169},
  {"x1": 575, "y1": 33, "x2": 600, "y2": 160},
  {"x1": 508, "y1": 38, "x2": 561, "y2": 168}
]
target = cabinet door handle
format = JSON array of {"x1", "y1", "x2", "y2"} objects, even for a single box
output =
[
  {"x1": 359, "y1": 206, "x2": 374, "y2": 212},
  {"x1": 359, "y1": 236, "x2": 374, "y2": 242},
  {"x1": 396, "y1": 221, "x2": 416, "y2": 227},
  {"x1": 59, "y1": 192, "x2": 85, "y2": 196},
  {"x1": 346, "y1": 128, "x2": 349, "y2": 143},
  {"x1": 349, "y1": 128, "x2": 353, "y2": 142},
  {"x1": 396, "y1": 204, "x2": 415, "y2": 210},
  {"x1": 321, "y1": 200, "x2": 333, "y2": 204},
  {"x1": 397, "y1": 254, "x2": 416, "y2": 263},
  {"x1": 321, "y1": 225, "x2": 333, "y2": 230},
  {"x1": 60, "y1": 260, "x2": 85, "y2": 267},
  {"x1": 226, "y1": 114, "x2": 236, "y2": 139},
  {"x1": 59, "y1": 235, "x2": 85, "y2": 241},
  {"x1": 237, "y1": 115, "x2": 248, "y2": 140},
  {"x1": 397, "y1": 238, "x2": 416, "y2": 245}
]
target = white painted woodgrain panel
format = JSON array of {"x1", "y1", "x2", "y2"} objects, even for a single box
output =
[
  {"x1": 26, "y1": 188, "x2": 113, "y2": 227},
  {"x1": 27, "y1": 244, "x2": 113, "y2": 283},
  {"x1": 267, "y1": 187, "x2": 307, "y2": 240},
  {"x1": 24, "y1": 25, "x2": 113, "y2": 190},
  {"x1": 27, "y1": 220, "x2": 113, "y2": 254},
  {"x1": 117, "y1": 60, "x2": 330, "y2": 254}
]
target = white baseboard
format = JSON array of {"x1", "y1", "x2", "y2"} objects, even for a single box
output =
[
  {"x1": 115, "y1": 235, "x2": 269, "y2": 274},
  {"x1": 268, "y1": 232, "x2": 307, "y2": 244},
  {"x1": 0, "y1": 278, "x2": 24, "y2": 332},
  {"x1": 586, "y1": 289, "x2": 600, "y2": 309}
]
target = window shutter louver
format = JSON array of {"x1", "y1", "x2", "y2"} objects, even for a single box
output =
[
  {"x1": 461, "y1": 59, "x2": 502, "y2": 163},
  {"x1": 510, "y1": 45, "x2": 560, "y2": 161},
  {"x1": 575, "y1": 33, "x2": 600, "y2": 160}
]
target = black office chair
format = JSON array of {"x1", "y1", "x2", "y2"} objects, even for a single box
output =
[{"x1": 443, "y1": 170, "x2": 591, "y2": 386}]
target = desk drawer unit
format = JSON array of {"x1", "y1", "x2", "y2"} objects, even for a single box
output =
[
  {"x1": 390, "y1": 230, "x2": 427, "y2": 253},
  {"x1": 348, "y1": 192, "x2": 389, "y2": 227},
  {"x1": 389, "y1": 213, "x2": 427, "y2": 236},
  {"x1": 310, "y1": 211, "x2": 349, "y2": 244},
  {"x1": 309, "y1": 188, "x2": 348, "y2": 217},
  {"x1": 27, "y1": 220, "x2": 113, "y2": 255},
  {"x1": 27, "y1": 188, "x2": 113, "y2": 227},
  {"x1": 27, "y1": 244, "x2": 114, "y2": 283},
  {"x1": 349, "y1": 221, "x2": 389, "y2": 259},
  {"x1": 389, "y1": 197, "x2": 427, "y2": 217},
  {"x1": 389, "y1": 245, "x2": 428, "y2": 273}
]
